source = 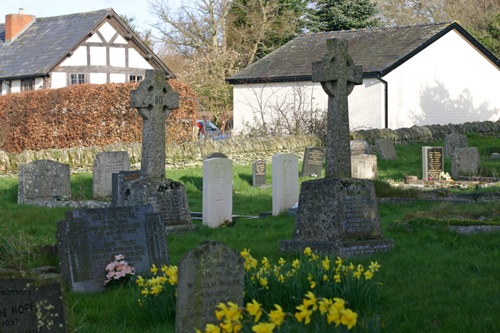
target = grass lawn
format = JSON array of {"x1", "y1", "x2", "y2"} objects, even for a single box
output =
[{"x1": 0, "y1": 133, "x2": 499, "y2": 332}]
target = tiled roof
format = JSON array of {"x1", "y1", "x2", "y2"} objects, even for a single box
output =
[
  {"x1": 0, "y1": 9, "x2": 172, "y2": 79},
  {"x1": 228, "y1": 22, "x2": 499, "y2": 84}
]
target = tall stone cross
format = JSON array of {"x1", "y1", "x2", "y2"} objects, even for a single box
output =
[
  {"x1": 312, "y1": 38, "x2": 363, "y2": 178},
  {"x1": 130, "y1": 70, "x2": 179, "y2": 179}
]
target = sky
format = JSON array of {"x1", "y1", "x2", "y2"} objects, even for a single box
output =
[{"x1": 1, "y1": 0, "x2": 180, "y2": 31}]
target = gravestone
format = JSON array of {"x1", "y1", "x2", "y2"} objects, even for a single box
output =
[
  {"x1": 176, "y1": 241, "x2": 244, "y2": 333},
  {"x1": 203, "y1": 158, "x2": 233, "y2": 227},
  {"x1": 111, "y1": 70, "x2": 195, "y2": 232},
  {"x1": 422, "y1": 146, "x2": 444, "y2": 180},
  {"x1": 205, "y1": 152, "x2": 228, "y2": 159},
  {"x1": 272, "y1": 153, "x2": 299, "y2": 216},
  {"x1": 0, "y1": 271, "x2": 69, "y2": 332},
  {"x1": 350, "y1": 140, "x2": 371, "y2": 156},
  {"x1": 451, "y1": 147, "x2": 480, "y2": 179},
  {"x1": 301, "y1": 146, "x2": 325, "y2": 177},
  {"x1": 351, "y1": 154, "x2": 377, "y2": 179},
  {"x1": 280, "y1": 38, "x2": 394, "y2": 257},
  {"x1": 376, "y1": 138, "x2": 398, "y2": 160},
  {"x1": 57, "y1": 205, "x2": 169, "y2": 292},
  {"x1": 92, "y1": 151, "x2": 130, "y2": 198},
  {"x1": 444, "y1": 133, "x2": 468, "y2": 158},
  {"x1": 252, "y1": 160, "x2": 267, "y2": 186},
  {"x1": 18, "y1": 160, "x2": 71, "y2": 204},
  {"x1": 111, "y1": 170, "x2": 141, "y2": 206}
]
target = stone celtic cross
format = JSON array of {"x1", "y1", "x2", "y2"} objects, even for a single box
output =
[
  {"x1": 312, "y1": 38, "x2": 362, "y2": 178},
  {"x1": 130, "y1": 70, "x2": 179, "y2": 179}
]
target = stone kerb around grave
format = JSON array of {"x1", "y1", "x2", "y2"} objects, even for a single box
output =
[{"x1": 176, "y1": 241, "x2": 244, "y2": 333}]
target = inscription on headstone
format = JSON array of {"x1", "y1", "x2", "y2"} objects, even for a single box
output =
[
  {"x1": 272, "y1": 154, "x2": 299, "y2": 216},
  {"x1": 350, "y1": 140, "x2": 371, "y2": 156},
  {"x1": 301, "y1": 146, "x2": 325, "y2": 177},
  {"x1": 0, "y1": 271, "x2": 68, "y2": 333},
  {"x1": 422, "y1": 146, "x2": 444, "y2": 180},
  {"x1": 202, "y1": 158, "x2": 233, "y2": 227},
  {"x1": 252, "y1": 160, "x2": 267, "y2": 186},
  {"x1": 176, "y1": 241, "x2": 244, "y2": 333},
  {"x1": 57, "y1": 205, "x2": 169, "y2": 292},
  {"x1": 18, "y1": 160, "x2": 71, "y2": 204},
  {"x1": 93, "y1": 151, "x2": 130, "y2": 198}
]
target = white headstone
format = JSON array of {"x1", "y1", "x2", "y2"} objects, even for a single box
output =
[
  {"x1": 351, "y1": 154, "x2": 377, "y2": 179},
  {"x1": 272, "y1": 153, "x2": 299, "y2": 216},
  {"x1": 202, "y1": 158, "x2": 233, "y2": 227}
]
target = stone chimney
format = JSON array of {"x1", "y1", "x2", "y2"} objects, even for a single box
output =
[{"x1": 5, "y1": 8, "x2": 35, "y2": 43}]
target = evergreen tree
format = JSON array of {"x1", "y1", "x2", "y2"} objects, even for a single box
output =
[{"x1": 307, "y1": 0, "x2": 381, "y2": 32}]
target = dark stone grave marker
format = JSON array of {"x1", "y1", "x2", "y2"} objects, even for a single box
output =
[
  {"x1": 252, "y1": 160, "x2": 267, "y2": 186},
  {"x1": 422, "y1": 146, "x2": 444, "y2": 180},
  {"x1": 376, "y1": 138, "x2": 397, "y2": 160},
  {"x1": 444, "y1": 133, "x2": 468, "y2": 158},
  {"x1": 350, "y1": 140, "x2": 371, "y2": 156},
  {"x1": 300, "y1": 146, "x2": 325, "y2": 177}
]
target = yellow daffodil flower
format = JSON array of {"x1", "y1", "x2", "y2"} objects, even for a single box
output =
[
  {"x1": 364, "y1": 270, "x2": 374, "y2": 280},
  {"x1": 369, "y1": 261, "x2": 381, "y2": 272},
  {"x1": 278, "y1": 257, "x2": 286, "y2": 266},
  {"x1": 319, "y1": 298, "x2": 333, "y2": 314},
  {"x1": 303, "y1": 291, "x2": 318, "y2": 310},
  {"x1": 322, "y1": 257, "x2": 331, "y2": 271},
  {"x1": 251, "y1": 322, "x2": 276, "y2": 333},
  {"x1": 205, "y1": 323, "x2": 221, "y2": 333},
  {"x1": 150, "y1": 264, "x2": 158, "y2": 275},
  {"x1": 259, "y1": 277, "x2": 269, "y2": 289},
  {"x1": 340, "y1": 308, "x2": 358, "y2": 329},
  {"x1": 269, "y1": 304, "x2": 286, "y2": 326},
  {"x1": 303, "y1": 247, "x2": 312, "y2": 256},
  {"x1": 292, "y1": 259, "x2": 300, "y2": 269},
  {"x1": 335, "y1": 256, "x2": 343, "y2": 267},
  {"x1": 246, "y1": 300, "x2": 262, "y2": 322},
  {"x1": 294, "y1": 304, "x2": 312, "y2": 324},
  {"x1": 334, "y1": 273, "x2": 341, "y2": 283}
]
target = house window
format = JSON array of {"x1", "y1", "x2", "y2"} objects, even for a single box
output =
[
  {"x1": 21, "y1": 78, "x2": 35, "y2": 91},
  {"x1": 70, "y1": 74, "x2": 86, "y2": 85},
  {"x1": 129, "y1": 75, "x2": 143, "y2": 83}
]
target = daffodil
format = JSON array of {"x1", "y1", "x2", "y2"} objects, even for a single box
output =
[
  {"x1": 369, "y1": 261, "x2": 381, "y2": 272},
  {"x1": 318, "y1": 298, "x2": 333, "y2": 314},
  {"x1": 205, "y1": 323, "x2": 221, "y2": 333},
  {"x1": 150, "y1": 264, "x2": 158, "y2": 275},
  {"x1": 259, "y1": 277, "x2": 269, "y2": 289},
  {"x1": 303, "y1": 291, "x2": 318, "y2": 311},
  {"x1": 135, "y1": 276, "x2": 145, "y2": 287},
  {"x1": 246, "y1": 300, "x2": 263, "y2": 322},
  {"x1": 332, "y1": 298, "x2": 345, "y2": 311},
  {"x1": 334, "y1": 273, "x2": 341, "y2": 283},
  {"x1": 269, "y1": 304, "x2": 286, "y2": 326},
  {"x1": 340, "y1": 308, "x2": 358, "y2": 329},
  {"x1": 327, "y1": 307, "x2": 341, "y2": 326},
  {"x1": 294, "y1": 304, "x2": 312, "y2": 324},
  {"x1": 251, "y1": 322, "x2": 276, "y2": 333},
  {"x1": 322, "y1": 257, "x2": 331, "y2": 271},
  {"x1": 303, "y1": 247, "x2": 312, "y2": 256},
  {"x1": 292, "y1": 259, "x2": 300, "y2": 269},
  {"x1": 278, "y1": 257, "x2": 286, "y2": 266},
  {"x1": 364, "y1": 270, "x2": 374, "y2": 280},
  {"x1": 335, "y1": 256, "x2": 343, "y2": 267}
]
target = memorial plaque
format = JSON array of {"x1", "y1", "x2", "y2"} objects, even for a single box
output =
[
  {"x1": 93, "y1": 151, "x2": 130, "y2": 198},
  {"x1": 0, "y1": 271, "x2": 68, "y2": 333},
  {"x1": 422, "y1": 146, "x2": 444, "y2": 180},
  {"x1": 176, "y1": 241, "x2": 244, "y2": 333},
  {"x1": 350, "y1": 140, "x2": 370, "y2": 156},
  {"x1": 57, "y1": 205, "x2": 169, "y2": 292},
  {"x1": 18, "y1": 160, "x2": 71, "y2": 204},
  {"x1": 202, "y1": 158, "x2": 233, "y2": 227},
  {"x1": 301, "y1": 146, "x2": 325, "y2": 177},
  {"x1": 252, "y1": 160, "x2": 267, "y2": 186}
]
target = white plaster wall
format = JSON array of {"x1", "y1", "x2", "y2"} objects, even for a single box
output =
[
  {"x1": 60, "y1": 46, "x2": 87, "y2": 67},
  {"x1": 10, "y1": 80, "x2": 21, "y2": 93},
  {"x1": 35, "y1": 77, "x2": 44, "y2": 90},
  {"x1": 129, "y1": 49, "x2": 153, "y2": 69},
  {"x1": 51, "y1": 72, "x2": 67, "y2": 89},
  {"x1": 110, "y1": 73, "x2": 126, "y2": 83},
  {"x1": 232, "y1": 79, "x2": 384, "y2": 134},
  {"x1": 90, "y1": 73, "x2": 107, "y2": 84},
  {"x1": 1, "y1": 82, "x2": 8, "y2": 95},
  {"x1": 385, "y1": 30, "x2": 500, "y2": 128},
  {"x1": 110, "y1": 48, "x2": 126, "y2": 67},
  {"x1": 90, "y1": 46, "x2": 107, "y2": 66},
  {"x1": 99, "y1": 22, "x2": 117, "y2": 43}
]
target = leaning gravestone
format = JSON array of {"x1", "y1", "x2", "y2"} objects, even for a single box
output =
[
  {"x1": 280, "y1": 38, "x2": 394, "y2": 257},
  {"x1": 301, "y1": 146, "x2": 325, "y2": 177},
  {"x1": 176, "y1": 241, "x2": 244, "y2": 333},
  {"x1": 444, "y1": 133, "x2": 468, "y2": 158},
  {"x1": 252, "y1": 160, "x2": 267, "y2": 186},
  {"x1": 350, "y1": 140, "x2": 370, "y2": 156},
  {"x1": 18, "y1": 160, "x2": 71, "y2": 205},
  {"x1": 92, "y1": 151, "x2": 130, "y2": 198},
  {"x1": 57, "y1": 205, "x2": 169, "y2": 292},
  {"x1": 272, "y1": 153, "x2": 299, "y2": 216},
  {"x1": 351, "y1": 154, "x2": 377, "y2": 179},
  {"x1": 0, "y1": 271, "x2": 69, "y2": 332},
  {"x1": 422, "y1": 146, "x2": 444, "y2": 180},
  {"x1": 451, "y1": 147, "x2": 480, "y2": 179},
  {"x1": 203, "y1": 157, "x2": 233, "y2": 227},
  {"x1": 376, "y1": 138, "x2": 398, "y2": 160},
  {"x1": 111, "y1": 70, "x2": 194, "y2": 232}
]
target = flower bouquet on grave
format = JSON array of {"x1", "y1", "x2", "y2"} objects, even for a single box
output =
[{"x1": 104, "y1": 254, "x2": 135, "y2": 288}]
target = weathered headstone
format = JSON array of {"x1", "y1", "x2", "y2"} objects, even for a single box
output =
[
  {"x1": 350, "y1": 140, "x2": 371, "y2": 156},
  {"x1": 57, "y1": 205, "x2": 169, "y2": 292},
  {"x1": 376, "y1": 138, "x2": 398, "y2": 160},
  {"x1": 444, "y1": 133, "x2": 468, "y2": 158},
  {"x1": 203, "y1": 158, "x2": 233, "y2": 227},
  {"x1": 451, "y1": 147, "x2": 480, "y2": 179},
  {"x1": 92, "y1": 151, "x2": 130, "y2": 198},
  {"x1": 351, "y1": 154, "x2": 377, "y2": 179},
  {"x1": 422, "y1": 146, "x2": 444, "y2": 180},
  {"x1": 0, "y1": 271, "x2": 69, "y2": 333},
  {"x1": 111, "y1": 170, "x2": 141, "y2": 206},
  {"x1": 18, "y1": 160, "x2": 71, "y2": 205},
  {"x1": 301, "y1": 146, "x2": 325, "y2": 177},
  {"x1": 280, "y1": 38, "x2": 394, "y2": 257},
  {"x1": 252, "y1": 160, "x2": 267, "y2": 186},
  {"x1": 272, "y1": 153, "x2": 299, "y2": 216},
  {"x1": 176, "y1": 241, "x2": 244, "y2": 333},
  {"x1": 111, "y1": 70, "x2": 195, "y2": 232},
  {"x1": 205, "y1": 152, "x2": 228, "y2": 159}
]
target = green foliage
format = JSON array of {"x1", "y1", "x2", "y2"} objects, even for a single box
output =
[{"x1": 306, "y1": 0, "x2": 381, "y2": 32}]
